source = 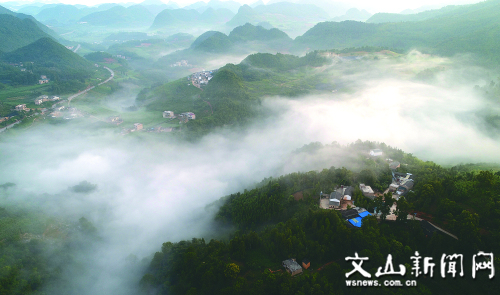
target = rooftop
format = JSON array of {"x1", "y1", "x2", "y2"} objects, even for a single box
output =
[{"x1": 282, "y1": 259, "x2": 302, "y2": 273}]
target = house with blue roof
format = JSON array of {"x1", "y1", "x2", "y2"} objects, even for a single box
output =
[{"x1": 347, "y1": 210, "x2": 372, "y2": 228}]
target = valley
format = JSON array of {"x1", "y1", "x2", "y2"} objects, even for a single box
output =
[{"x1": 0, "y1": 1, "x2": 500, "y2": 295}]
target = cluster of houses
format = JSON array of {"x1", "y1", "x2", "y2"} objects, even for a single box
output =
[
  {"x1": 367, "y1": 148, "x2": 415, "y2": 200},
  {"x1": 163, "y1": 111, "x2": 196, "y2": 123},
  {"x1": 327, "y1": 185, "x2": 354, "y2": 209},
  {"x1": 15, "y1": 104, "x2": 29, "y2": 112},
  {"x1": 189, "y1": 69, "x2": 218, "y2": 89},
  {"x1": 322, "y1": 185, "x2": 373, "y2": 227},
  {"x1": 170, "y1": 60, "x2": 192, "y2": 67},
  {"x1": 390, "y1": 172, "x2": 414, "y2": 200},
  {"x1": 35, "y1": 95, "x2": 60, "y2": 105},
  {"x1": 39, "y1": 75, "x2": 49, "y2": 84}
]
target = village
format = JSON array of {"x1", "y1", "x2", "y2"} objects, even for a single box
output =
[
  {"x1": 189, "y1": 69, "x2": 218, "y2": 89},
  {"x1": 279, "y1": 148, "x2": 455, "y2": 277},
  {"x1": 119, "y1": 110, "x2": 196, "y2": 135}
]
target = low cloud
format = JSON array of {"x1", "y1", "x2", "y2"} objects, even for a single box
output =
[{"x1": 1, "y1": 53, "x2": 499, "y2": 294}]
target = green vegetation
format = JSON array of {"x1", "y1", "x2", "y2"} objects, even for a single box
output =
[
  {"x1": 142, "y1": 51, "x2": 331, "y2": 138},
  {"x1": 84, "y1": 51, "x2": 113, "y2": 62},
  {"x1": 0, "y1": 202, "x2": 100, "y2": 295},
  {"x1": 228, "y1": 23, "x2": 291, "y2": 43},
  {"x1": 295, "y1": 0, "x2": 500, "y2": 64},
  {"x1": 141, "y1": 141, "x2": 500, "y2": 295},
  {"x1": 367, "y1": 1, "x2": 497, "y2": 24},
  {"x1": 191, "y1": 32, "x2": 233, "y2": 53},
  {"x1": 2, "y1": 38, "x2": 94, "y2": 80},
  {"x1": 0, "y1": 14, "x2": 52, "y2": 53}
]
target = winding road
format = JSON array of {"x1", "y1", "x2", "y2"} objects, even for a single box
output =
[{"x1": 67, "y1": 66, "x2": 114, "y2": 106}]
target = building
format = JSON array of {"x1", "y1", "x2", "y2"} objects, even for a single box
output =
[
  {"x1": 359, "y1": 183, "x2": 375, "y2": 199},
  {"x1": 134, "y1": 123, "x2": 143, "y2": 131},
  {"x1": 51, "y1": 96, "x2": 60, "y2": 101},
  {"x1": 15, "y1": 104, "x2": 27, "y2": 111},
  {"x1": 302, "y1": 259, "x2": 311, "y2": 270},
  {"x1": 329, "y1": 198, "x2": 340, "y2": 208},
  {"x1": 185, "y1": 112, "x2": 195, "y2": 120},
  {"x1": 35, "y1": 98, "x2": 43, "y2": 105},
  {"x1": 38, "y1": 75, "x2": 49, "y2": 84},
  {"x1": 396, "y1": 180, "x2": 414, "y2": 196},
  {"x1": 389, "y1": 161, "x2": 401, "y2": 170},
  {"x1": 389, "y1": 183, "x2": 399, "y2": 192},
  {"x1": 347, "y1": 211, "x2": 372, "y2": 228},
  {"x1": 163, "y1": 111, "x2": 175, "y2": 118},
  {"x1": 369, "y1": 149, "x2": 383, "y2": 157},
  {"x1": 282, "y1": 259, "x2": 302, "y2": 276}
]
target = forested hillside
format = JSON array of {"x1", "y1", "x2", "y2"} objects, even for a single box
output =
[
  {"x1": 0, "y1": 14, "x2": 53, "y2": 52},
  {"x1": 295, "y1": 0, "x2": 500, "y2": 64},
  {"x1": 141, "y1": 141, "x2": 500, "y2": 295},
  {"x1": 2, "y1": 38, "x2": 94, "y2": 80}
]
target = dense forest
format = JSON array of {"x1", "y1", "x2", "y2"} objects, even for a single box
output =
[{"x1": 141, "y1": 141, "x2": 500, "y2": 295}]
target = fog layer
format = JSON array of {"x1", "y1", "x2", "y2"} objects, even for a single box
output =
[{"x1": 1, "y1": 53, "x2": 499, "y2": 294}]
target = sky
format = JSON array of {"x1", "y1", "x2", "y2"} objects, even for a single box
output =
[{"x1": 0, "y1": 0, "x2": 486, "y2": 14}]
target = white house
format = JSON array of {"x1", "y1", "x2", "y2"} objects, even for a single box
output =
[
  {"x1": 163, "y1": 111, "x2": 174, "y2": 118},
  {"x1": 369, "y1": 149, "x2": 383, "y2": 157}
]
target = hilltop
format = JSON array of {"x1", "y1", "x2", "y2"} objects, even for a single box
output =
[
  {"x1": 0, "y1": 14, "x2": 53, "y2": 52},
  {"x1": 79, "y1": 5, "x2": 155, "y2": 27},
  {"x1": 150, "y1": 7, "x2": 234, "y2": 29},
  {"x1": 228, "y1": 23, "x2": 291, "y2": 42},
  {"x1": 1, "y1": 37, "x2": 94, "y2": 76},
  {"x1": 226, "y1": 2, "x2": 329, "y2": 37}
]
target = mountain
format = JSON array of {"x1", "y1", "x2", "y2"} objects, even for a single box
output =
[
  {"x1": 227, "y1": 2, "x2": 331, "y2": 28},
  {"x1": 0, "y1": 4, "x2": 57, "y2": 38},
  {"x1": 225, "y1": 4, "x2": 257, "y2": 27},
  {"x1": 226, "y1": 2, "x2": 329, "y2": 37},
  {"x1": 203, "y1": 0, "x2": 241, "y2": 13},
  {"x1": 294, "y1": 0, "x2": 500, "y2": 64},
  {"x1": 16, "y1": 5, "x2": 45, "y2": 15},
  {"x1": 250, "y1": 0, "x2": 264, "y2": 8},
  {"x1": 199, "y1": 7, "x2": 234, "y2": 23},
  {"x1": 150, "y1": 7, "x2": 233, "y2": 28},
  {"x1": 1, "y1": 37, "x2": 93, "y2": 73},
  {"x1": 331, "y1": 8, "x2": 372, "y2": 22},
  {"x1": 0, "y1": 14, "x2": 53, "y2": 52},
  {"x1": 190, "y1": 31, "x2": 232, "y2": 52},
  {"x1": 253, "y1": 2, "x2": 329, "y2": 19},
  {"x1": 367, "y1": 3, "x2": 475, "y2": 23},
  {"x1": 228, "y1": 23, "x2": 291, "y2": 42},
  {"x1": 79, "y1": 5, "x2": 155, "y2": 27},
  {"x1": 35, "y1": 4, "x2": 88, "y2": 24},
  {"x1": 182, "y1": 0, "x2": 241, "y2": 13},
  {"x1": 140, "y1": 0, "x2": 179, "y2": 15},
  {"x1": 150, "y1": 8, "x2": 199, "y2": 28}
]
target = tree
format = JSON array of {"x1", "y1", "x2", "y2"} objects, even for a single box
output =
[
  {"x1": 394, "y1": 197, "x2": 412, "y2": 223},
  {"x1": 455, "y1": 210, "x2": 481, "y2": 250},
  {"x1": 224, "y1": 263, "x2": 240, "y2": 279}
]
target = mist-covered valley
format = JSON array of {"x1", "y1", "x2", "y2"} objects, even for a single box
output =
[
  {"x1": 2, "y1": 48, "x2": 500, "y2": 293},
  {"x1": 2, "y1": 0, "x2": 500, "y2": 294}
]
